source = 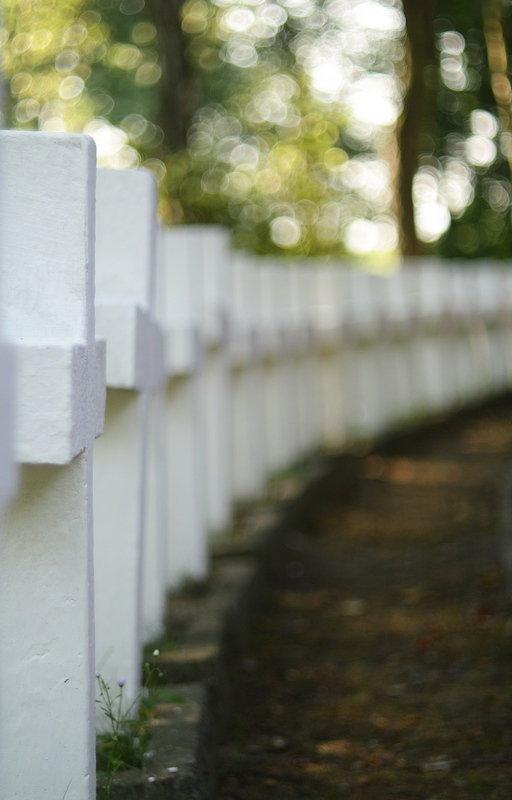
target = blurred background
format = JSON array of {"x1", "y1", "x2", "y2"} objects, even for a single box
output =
[{"x1": 3, "y1": 0, "x2": 512, "y2": 265}]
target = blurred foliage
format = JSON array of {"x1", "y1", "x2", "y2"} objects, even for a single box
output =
[
  {"x1": 413, "y1": 0, "x2": 512, "y2": 260},
  {"x1": 163, "y1": 81, "x2": 394, "y2": 256},
  {"x1": 0, "y1": 0, "x2": 405, "y2": 260},
  {"x1": 2, "y1": 0, "x2": 105, "y2": 132},
  {"x1": 2, "y1": 0, "x2": 164, "y2": 172},
  {"x1": 162, "y1": 0, "x2": 405, "y2": 259},
  {"x1": 3, "y1": 0, "x2": 512, "y2": 260}
]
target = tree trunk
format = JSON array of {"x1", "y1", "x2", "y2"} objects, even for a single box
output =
[
  {"x1": 483, "y1": 0, "x2": 512, "y2": 175},
  {"x1": 145, "y1": 0, "x2": 198, "y2": 152},
  {"x1": 399, "y1": 0, "x2": 438, "y2": 256}
]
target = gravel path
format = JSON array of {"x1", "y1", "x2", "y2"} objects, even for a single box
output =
[{"x1": 217, "y1": 396, "x2": 512, "y2": 799}]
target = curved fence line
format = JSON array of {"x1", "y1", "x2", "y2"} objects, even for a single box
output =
[{"x1": 1, "y1": 133, "x2": 512, "y2": 798}]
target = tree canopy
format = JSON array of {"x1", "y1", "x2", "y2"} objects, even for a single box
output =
[{"x1": 3, "y1": 0, "x2": 512, "y2": 262}]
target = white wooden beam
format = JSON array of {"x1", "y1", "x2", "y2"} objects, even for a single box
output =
[{"x1": 0, "y1": 131, "x2": 105, "y2": 800}]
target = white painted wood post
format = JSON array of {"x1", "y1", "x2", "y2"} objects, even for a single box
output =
[
  {"x1": 0, "y1": 112, "x2": 16, "y2": 506},
  {"x1": 311, "y1": 262, "x2": 340, "y2": 448},
  {"x1": 346, "y1": 269, "x2": 386, "y2": 437},
  {"x1": 144, "y1": 383, "x2": 168, "y2": 642},
  {"x1": 369, "y1": 269, "x2": 391, "y2": 427},
  {"x1": 498, "y1": 268, "x2": 512, "y2": 387},
  {"x1": 0, "y1": 131, "x2": 105, "y2": 800},
  {"x1": 411, "y1": 260, "x2": 447, "y2": 414},
  {"x1": 289, "y1": 263, "x2": 320, "y2": 456},
  {"x1": 469, "y1": 263, "x2": 496, "y2": 393},
  {"x1": 0, "y1": 119, "x2": 16, "y2": 513},
  {"x1": 258, "y1": 262, "x2": 285, "y2": 474},
  {"x1": 376, "y1": 269, "x2": 406, "y2": 426},
  {"x1": 93, "y1": 167, "x2": 164, "y2": 715},
  {"x1": 497, "y1": 264, "x2": 512, "y2": 389},
  {"x1": 282, "y1": 263, "x2": 303, "y2": 463},
  {"x1": 429, "y1": 264, "x2": 454, "y2": 410},
  {"x1": 313, "y1": 264, "x2": 347, "y2": 449},
  {"x1": 197, "y1": 226, "x2": 233, "y2": 534},
  {"x1": 441, "y1": 265, "x2": 464, "y2": 406},
  {"x1": 451, "y1": 265, "x2": 478, "y2": 402},
  {"x1": 160, "y1": 225, "x2": 235, "y2": 540},
  {"x1": 258, "y1": 262, "x2": 299, "y2": 472},
  {"x1": 493, "y1": 265, "x2": 512, "y2": 389},
  {"x1": 230, "y1": 254, "x2": 267, "y2": 501},
  {"x1": 279, "y1": 262, "x2": 302, "y2": 464},
  {"x1": 157, "y1": 225, "x2": 208, "y2": 588},
  {"x1": 339, "y1": 266, "x2": 361, "y2": 438},
  {"x1": 0, "y1": 333, "x2": 16, "y2": 515},
  {"x1": 420, "y1": 260, "x2": 456, "y2": 412},
  {"x1": 411, "y1": 263, "x2": 444, "y2": 416}
]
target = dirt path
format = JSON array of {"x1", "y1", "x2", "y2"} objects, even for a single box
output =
[{"x1": 217, "y1": 397, "x2": 512, "y2": 799}]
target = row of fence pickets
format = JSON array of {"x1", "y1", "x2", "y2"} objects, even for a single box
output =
[{"x1": 1, "y1": 131, "x2": 512, "y2": 798}]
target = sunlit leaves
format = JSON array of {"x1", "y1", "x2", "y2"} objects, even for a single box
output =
[
  {"x1": 2, "y1": 0, "x2": 102, "y2": 130},
  {"x1": 6, "y1": 0, "x2": 510, "y2": 259},
  {"x1": 131, "y1": 20, "x2": 157, "y2": 44},
  {"x1": 172, "y1": 0, "x2": 512, "y2": 257},
  {"x1": 170, "y1": 0, "x2": 406, "y2": 256},
  {"x1": 414, "y1": 6, "x2": 512, "y2": 257},
  {"x1": 2, "y1": 0, "x2": 163, "y2": 177}
]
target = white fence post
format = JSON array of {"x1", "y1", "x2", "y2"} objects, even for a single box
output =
[
  {"x1": 144, "y1": 374, "x2": 168, "y2": 642},
  {"x1": 452, "y1": 265, "x2": 476, "y2": 400},
  {"x1": 313, "y1": 263, "x2": 349, "y2": 448},
  {"x1": 469, "y1": 263, "x2": 496, "y2": 393},
  {"x1": 197, "y1": 226, "x2": 233, "y2": 534},
  {"x1": 496, "y1": 268, "x2": 512, "y2": 386},
  {"x1": 0, "y1": 119, "x2": 16, "y2": 510},
  {"x1": 0, "y1": 336, "x2": 16, "y2": 515},
  {"x1": 158, "y1": 225, "x2": 208, "y2": 587},
  {"x1": 344, "y1": 268, "x2": 386, "y2": 437},
  {"x1": 93, "y1": 167, "x2": 163, "y2": 715},
  {"x1": 0, "y1": 131, "x2": 105, "y2": 800},
  {"x1": 383, "y1": 267, "x2": 416, "y2": 423},
  {"x1": 258, "y1": 262, "x2": 296, "y2": 473},
  {"x1": 412, "y1": 260, "x2": 448, "y2": 414},
  {"x1": 494, "y1": 265, "x2": 512, "y2": 387},
  {"x1": 230, "y1": 254, "x2": 267, "y2": 501},
  {"x1": 421, "y1": 259, "x2": 456, "y2": 412},
  {"x1": 290, "y1": 262, "x2": 322, "y2": 455}
]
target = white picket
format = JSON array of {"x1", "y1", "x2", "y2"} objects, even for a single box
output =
[
  {"x1": 230, "y1": 254, "x2": 267, "y2": 501},
  {"x1": 0, "y1": 337, "x2": 15, "y2": 514},
  {"x1": 313, "y1": 263, "x2": 349, "y2": 447},
  {"x1": 196, "y1": 226, "x2": 233, "y2": 534},
  {"x1": 0, "y1": 131, "x2": 105, "y2": 800},
  {"x1": 158, "y1": 225, "x2": 209, "y2": 588},
  {"x1": 93, "y1": 167, "x2": 164, "y2": 718}
]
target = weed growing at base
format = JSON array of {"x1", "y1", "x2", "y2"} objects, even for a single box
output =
[{"x1": 96, "y1": 654, "x2": 163, "y2": 799}]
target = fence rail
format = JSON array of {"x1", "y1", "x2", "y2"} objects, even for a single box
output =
[{"x1": 1, "y1": 131, "x2": 512, "y2": 798}]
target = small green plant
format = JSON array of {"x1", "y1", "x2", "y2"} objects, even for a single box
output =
[
  {"x1": 155, "y1": 688, "x2": 185, "y2": 704},
  {"x1": 96, "y1": 652, "x2": 163, "y2": 799}
]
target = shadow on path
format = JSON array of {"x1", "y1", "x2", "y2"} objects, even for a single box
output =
[{"x1": 217, "y1": 396, "x2": 512, "y2": 799}]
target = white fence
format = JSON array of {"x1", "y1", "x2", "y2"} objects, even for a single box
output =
[{"x1": 1, "y1": 131, "x2": 512, "y2": 798}]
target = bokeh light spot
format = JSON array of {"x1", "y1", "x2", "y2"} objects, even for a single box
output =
[
  {"x1": 466, "y1": 135, "x2": 497, "y2": 168},
  {"x1": 58, "y1": 76, "x2": 85, "y2": 100},
  {"x1": 270, "y1": 216, "x2": 302, "y2": 247}
]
